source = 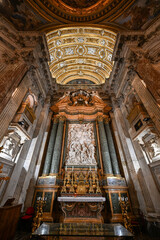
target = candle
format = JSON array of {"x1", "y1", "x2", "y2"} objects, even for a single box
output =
[
  {"x1": 125, "y1": 197, "x2": 128, "y2": 202},
  {"x1": 65, "y1": 165, "x2": 67, "y2": 171}
]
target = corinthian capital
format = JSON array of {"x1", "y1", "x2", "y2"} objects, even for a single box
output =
[
  {"x1": 96, "y1": 115, "x2": 103, "y2": 122},
  {"x1": 59, "y1": 115, "x2": 66, "y2": 122},
  {"x1": 104, "y1": 116, "x2": 110, "y2": 124}
]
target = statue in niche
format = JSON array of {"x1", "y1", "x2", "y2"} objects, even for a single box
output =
[
  {"x1": 2, "y1": 137, "x2": 18, "y2": 158},
  {"x1": 145, "y1": 137, "x2": 160, "y2": 161},
  {"x1": 65, "y1": 123, "x2": 96, "y2": 166},
  {"x1": 1, "y1": 133, "x2": 21, "y2": 160}
]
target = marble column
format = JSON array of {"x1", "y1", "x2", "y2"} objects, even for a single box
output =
[
  {"x1": 97, "y1": 116, "x2": 113, "y2": 175},
  {"x1": 104, "y1": 118, "x2": 120, "y2": 175},
  {"x1": 94, "y1": 122, "x2": 100, "y2": 168},
  {"x1": 42, "y1": 117, "x2": 58, "y2": 176},
  {"x1": 62, "y1": 121, "x2": 68, "y2": 168},
  {"x1": 50, "y1": 116, "x2": 65, "y2": 175}
]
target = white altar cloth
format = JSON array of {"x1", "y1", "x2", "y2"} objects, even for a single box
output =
[{"x1": 58, "y1": 196, "x2": 106, "y2": 202}]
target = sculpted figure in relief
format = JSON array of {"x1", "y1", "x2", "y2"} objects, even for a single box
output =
[
  {"x1": 66, "y1": 123, "x2": 96, "y2": 166},
  {"x1": 145, "y1": 137, "x2": 160, "y2": 161},
  {"x1": 2, "y1": 136, "x2": 19, "y2": 158}
]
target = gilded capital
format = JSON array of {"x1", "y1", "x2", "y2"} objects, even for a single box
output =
[
  {"x1": 59, "y1": 115, "x2": 66, "y2": 122},
  {"x1": 52, "y1": 116, "x2": 59, "y2": 124},
  {"x1": 104, "y1": 116, "x2": 110, "y2": 124},
  {"x1": 96, "y1": 115, "x2": 103, "y2": 122}
]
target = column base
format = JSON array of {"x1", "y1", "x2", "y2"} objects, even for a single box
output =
[
  {"x1": 49, "y1": 173, "x2": 58, "y2": 176},
  {"x1": 114, "y1": 174, "x2": 122, "y2": 178},
  {"x1": 42, "y1": 173, "x2": 47, "y2": 177},
  {"x1": 103, "y1": 173, "x2": 114, "y2": 179},
  {"x1": 37, "y1": 176, "x2": 57, "y2": 186}
]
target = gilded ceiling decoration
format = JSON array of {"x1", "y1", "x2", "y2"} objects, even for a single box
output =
[
  {"x1": 26, "y1": 0, "x2": 135, "y2": 23},
  {"x1": 47, "y1": 27, "x2": 116, "y2": 85},
  {"x1": 61, "y1": 0, "x2": 99, "y2": 9}
]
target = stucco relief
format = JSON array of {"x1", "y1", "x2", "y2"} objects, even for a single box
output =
[
  {"x1": 145, "y1": 137, "x2": 160, "y2": 161},
  {"x1": 65, "y1": 123, "x2": 96, "y2": 166}
]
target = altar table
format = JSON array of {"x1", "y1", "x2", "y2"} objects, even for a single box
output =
[{"x1": 58, "y1": 196, "x2": 106, "y2": 223}]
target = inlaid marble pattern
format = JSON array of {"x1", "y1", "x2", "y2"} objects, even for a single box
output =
[{"x1": 65, "y1": 123, "x2": 96, "y2": 166}]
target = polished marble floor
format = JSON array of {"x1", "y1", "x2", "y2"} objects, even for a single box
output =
[
  {"x1": 13, "y1": 232, "x2": 160, "y2": 240},
  {"x1": 14, "y1": 226, "x2": 160, "y2": 240}
]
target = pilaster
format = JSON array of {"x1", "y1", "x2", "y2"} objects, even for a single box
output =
[
  {"x1": 0, "y1": 74, "x2": 31, "y2": 142},
  {"x1": 132, "y1": 75, "x2": 160, "y2": 133},
  {"x1": 17, "y1": 98, "x2": 51, "y2": 208},
  {"x1": 112, "y1": 102, "x2": 146, "y2": 214},
  {"x1": 0, "y1": 103, "x2": 42, "y2": 206}
]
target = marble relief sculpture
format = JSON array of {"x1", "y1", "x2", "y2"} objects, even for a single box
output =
[
  {"x1": 0, "y1": 132, "x2": 21, "y2": 161},
  {"x1": 65, "y1": 123, "x2": 96, "y2": 166},
  {"x1": 145, "y1": 137, "x2": 160, "y2": 161}
]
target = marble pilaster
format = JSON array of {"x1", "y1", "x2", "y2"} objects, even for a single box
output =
[
  {"x1": 24, "y1": 111, "x2": 53, "y2": 210},
  {"x1": 42, "y1": 117, "x2": 58, "y2": 176},
  {"x1": 0, "y1": 103, "x2": 42, "y2": 206},
  {"x1": 132, "y1": 75, "x2": 160, "y2": 133},
  {"x1": 50, "y1": 116, "x2": 65, "y2": 175},
  {"x1": 17, "y1": 98, "x2": 50, "y2": 207},
  {"x1": 0, "y1": 74, "x2": 31, "y2": 142},
  {"x1": 97, "y1": 117, "x2": 113, "y2": 175},
  {"x1": 133, "y1": 140, "x2": 160, "y2": 213},
  {"x1": 113, "y1": 104, "x2": 147, "y2": 214},
  {"x1": 104, "y1": 118, "x2": 120, "y2": 175}
]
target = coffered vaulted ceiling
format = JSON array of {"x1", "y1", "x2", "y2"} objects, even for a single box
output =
[{"x1": 47, "y1": 27, "x2": 116, "y2": 85}]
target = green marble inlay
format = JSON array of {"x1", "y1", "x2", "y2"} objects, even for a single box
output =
[
  {"x1": 111, "y1": 193, "x2": 122, "y2": 214},
  {"x1": 106, "y1": 192, "x2": 111, "y2": 213},
  {"x1": 43, "y1": 192, "x2": 53, "y2": 213}
]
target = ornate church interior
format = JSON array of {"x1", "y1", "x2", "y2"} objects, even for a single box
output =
[{"x1": 0, "y1": 0, "x2": 160, "y2": 239}]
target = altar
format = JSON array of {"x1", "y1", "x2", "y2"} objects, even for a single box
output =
[
  {"x1": 34, "y1": 91, "x2": 132, "y2": 224},
  {"x1": 58, "y1": 196, "x2": 106, "y2": 223}
]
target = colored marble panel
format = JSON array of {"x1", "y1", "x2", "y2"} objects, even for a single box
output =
[
  {"x1": 105, "y1": 192, "x2": 111, "y2": 213},
  {"x1": 43, "y1": 192, "x2": 53, "y2": 213},
  {"x1": 111, "y1": 193, "x2": 121, "y2": 214}
]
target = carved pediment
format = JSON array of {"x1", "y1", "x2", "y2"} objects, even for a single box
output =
[{"x1": 50, "y1": 90, "x2": 111, "y2": 120}]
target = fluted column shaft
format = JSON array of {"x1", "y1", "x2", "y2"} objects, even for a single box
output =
[
  {"x1": 42, "y1": 117, "x2": 58, "y2": 176},
  {"x1": 97, "y1": 117, "x2": 113, "y2": 175},
  {"x1": 50, "y1": 117, "x2": 65, "y2": 174},
  {"x1": 104, "y1": 119, "x2": 120, "y2": 175}
]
